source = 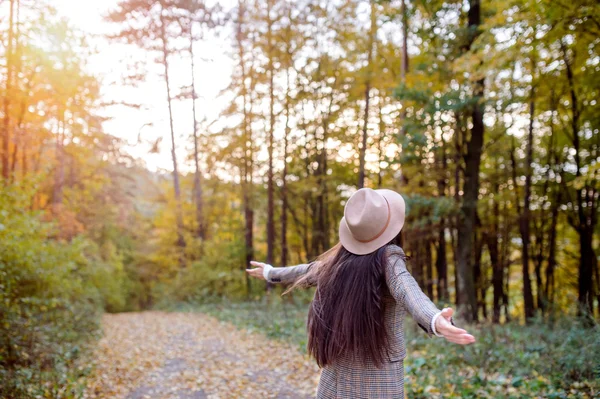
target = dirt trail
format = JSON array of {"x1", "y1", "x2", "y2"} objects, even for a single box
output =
[{"x1": 84, "y1": 312, "x2": 320, "y2": 399}]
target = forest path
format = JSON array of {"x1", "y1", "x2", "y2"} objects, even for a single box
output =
[{"x1": 84, "y1": 312, "x2": 319, "y2": 399}]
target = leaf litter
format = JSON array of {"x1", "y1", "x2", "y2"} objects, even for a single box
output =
[{"x1": 84, "y1": 312, "x2": 320, "y2": 399}]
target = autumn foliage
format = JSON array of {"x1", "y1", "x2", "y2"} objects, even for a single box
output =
[{"x1": 0, "y1": 0, "x2": 599, "y2": 397}]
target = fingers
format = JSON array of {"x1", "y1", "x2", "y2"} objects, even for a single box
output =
[
  {"x1": 249, "y1": 261, "x2": 265, "y2": 268},
  {"x1": 436, "y1": 317, "x2": 467, "y2": 334},
  {"x1": 445, "y1": 331, "x2": 476, "y2": 345},
  {"x1": 442, "y1": 323, "x2": 468, "y2": 335},
  {"x1": 445, "y1": 333, "x2": 475, "y2": 345}
]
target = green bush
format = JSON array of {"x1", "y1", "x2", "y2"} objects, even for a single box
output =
[
  {"x1": 0, "y1": 185, "x2": 102, "y2": 398},
  {"x1": 154, "y1": 238, "x2": 250, "y2": 305},
  {"x1": 403, "y1": 315, "x2": 600, "y2": 398}
]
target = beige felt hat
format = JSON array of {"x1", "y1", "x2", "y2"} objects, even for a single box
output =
[{"x1": 339, "y1": 188, "x2": 406, "y2": 255}]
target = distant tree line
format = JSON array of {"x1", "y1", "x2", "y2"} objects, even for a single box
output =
[{"x1": 1, "y1": 0, "x2": 598, "y2": 326}]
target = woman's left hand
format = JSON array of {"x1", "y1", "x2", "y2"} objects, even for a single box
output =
[{"x1": 246, "y1": 261, "x2": 267, "y2": 280}]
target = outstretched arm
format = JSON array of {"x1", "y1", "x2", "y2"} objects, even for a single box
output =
[
  {"x1": 246, "y1": 261, "x2": 317, "y2": 286},
  {"x1": 386, "y1": 249, "x2": 475, "y2": 345}
]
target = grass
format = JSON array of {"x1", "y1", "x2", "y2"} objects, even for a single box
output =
[{"x1": 174, "y1": 298, "x2": 600, "y2": 399}]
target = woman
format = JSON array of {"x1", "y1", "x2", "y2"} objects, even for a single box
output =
[{"x1": 247, "y1": 188, "x2": 475, "y2": 398}]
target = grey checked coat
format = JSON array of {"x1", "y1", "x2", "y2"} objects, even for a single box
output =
[{"x1": 267, "y1": 245, "x2": 450, "y2": 399}]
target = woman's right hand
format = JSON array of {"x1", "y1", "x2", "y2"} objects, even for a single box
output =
[
  {"x1": 435, "y1": 307, "x2": 476, "y2": 345},
  {"x1": 246, "y1": 261, "x2": 268, "y2": 280}
]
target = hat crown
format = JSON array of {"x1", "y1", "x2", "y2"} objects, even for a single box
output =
[{"x1": 344, "y1": 188, "x2": 390, "y2": 242}]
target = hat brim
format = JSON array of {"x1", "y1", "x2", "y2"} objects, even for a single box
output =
[{"x1": 339, "y1": 189, "x2": 406, "y2": 255}]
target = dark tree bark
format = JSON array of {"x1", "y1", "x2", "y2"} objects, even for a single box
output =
[
  {"x1": 411, "y1": 238, "x2": 423, "y2": 286},
  {"x1": 425, "y1": 237, "x2": 434, "y2": 299},
  {"x1": 436, "y1": 127, "x2": 449, "y2": 302},
  {"x1": 487, "y1": 177, "x2": 504, "y2": 323},
  {"x1": 436, "y1": 222, "x2": 448, "y2": 302},
  {"x1": 456, "y1": 1, "x2": 484, "y2": 322},
  {"x1": 473, "y1": 225, "x2": 485, "y2": 319},
  {"x1": 500, "y1": 189, "x2": 512, "y2": 322},
  {"x1": 561, "y1": 41, "x2": 596, "y2": 320},
  {"x1": 533, "y1": 118, "x2": 558, "y2": 314},
  {"x1": 472, "y1": 227, "x2": 480, "y2": 317},
  {"x1": 452, "y1": 112, "x2": 462, "y2": 306},
  {"x1": 455, "y1": 114, "x2": 482, "y2": 322},
  {"x1": 516, "y1": 91, "x2": 537, "y2": 322},
  {"x1": 545, "y1": 188, "x2": 560, "y2": 310},
  {"x1": 456, "y1": 0, "x2": 484, "y2": 323}
]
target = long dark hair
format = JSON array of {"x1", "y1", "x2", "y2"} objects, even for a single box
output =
[{"x1": 288, "y1": 242, "x2": 402, "y2": 368}]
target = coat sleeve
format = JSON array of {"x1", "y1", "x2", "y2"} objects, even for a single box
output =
[
  {"x1": 385, "y1": 248, "x2": 446, "y2": 337},
  {"x1": 267, "y1": 262, "x2": 317, "y2": 286}
]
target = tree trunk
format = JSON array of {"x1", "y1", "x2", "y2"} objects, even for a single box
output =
[
  {"x1": 400, "y1": 0, "x2": 409, "y2": 81},
  {"x1": 312, "y1": 86, "x2": 335, "y2": 255},
  {"x1": 302, "y1": 111, "x2": 312, "y2": 258},
  {"x1": 399, "y1": 0, "x2": 409, "y2": 136},
  {"x1": 594, "y1": 247, "x2": 599, "y2": 319},
  {"x1": 436, "y1": 128, "x2": 448, "y2": 302},
  {"x1": 237, "y1": 0, "x2": 253, "y2": 296},
  {"x1": 281, "y1": 62, "x2": 292, "y2": 268},
  {"x1": 500, "y1": 191, "x2": 512, "y2": 322},
  {"x1": 313, "y1": 151, "x2": 327, "y2": 255},
  {"x1": 266, "y1": 0, "x2": 276, "y2": 273},
  {"x1": 487, "y1": 179, "x2": 503, "y2": 323},
  {"x1": 436, "y1": 221, "x2": 448, "y2": 302},
  {"x1": 21, "y1": 134, "x2": 27, "y2": 178},
  {"x1": 377, "y1": 102, "x2": 385, "y2": 188},
  {"x1": 188, "y1": 22, "x2": 205, "y2": 241},
  {"x1": 452, "y1": 114, "x2": 461, "y2": 306},
  {"x1": 52, "y1": 111, "x2": 65, "y2": 205},
  {"x1": 12, "y1": 77, "x2": 30, "y2": 181},
  {"x1": 159, "y1": 10, "x2": 185, "y2": 252},
  {"x1": 578, "y1": 229, "x2": 595, "y2": 317},
  {"x1": 562, "y1": 42, "x2": 596, "y2": 320},
  {"x1": 545, "y1": 189, "x2": 560, "y2": 311},
  {"x1": 412, "y1": 238, "x2": 423, "y2": 286},
  {"x1": 517, "y1": 94, "x2": 536, "y2": 322},
  {"x1": 2, "y1": 0, "x2": 15, "y2": 181},
  {"x1": 425, "y1": 237, "x2": 434, "y2": 299},
  {"x1": 358, "y1": 0, "x2": 376, "y2": 189},
  {"x1": 456, "y1": 118, "x2": 482, "y2": 320},
  {"x1": 534, "y1": 136, "x2": 555, "y2": 315},
  {"x1": 456, "y1": 0, "x2": 484, "y2": 324},
  {"x1": 9, "y1": 0, "x2": 22, "y2": 181},
  {"x1": 473, "y1": 226, "x2": 485, "y2": 319}
]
